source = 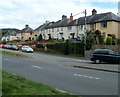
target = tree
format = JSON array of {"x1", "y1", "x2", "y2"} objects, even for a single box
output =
[
  {"x1": 95, "y1": 30, "x2": 101, "y2": 44},
  {"x1": 85, "y1": 30, "x2": 96, "y2": 50},
  {"x1": 37, "y1": 34, "x2": 43, "y2": 41}
]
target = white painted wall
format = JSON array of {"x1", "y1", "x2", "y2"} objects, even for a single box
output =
[
  {"x1": 34, "y1": 24, "x2": 86, "y2": 40},
  {"x1": 16, "y1": 33, "x2": 22, "y2": 40},
  {"x1": 1, "y1": 36, "x2": 10, "y2": 41},
  {"x1": 9, "y1": 36, "x2": 17, "y2": 41}
]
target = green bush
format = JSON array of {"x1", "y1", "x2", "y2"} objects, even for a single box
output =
[
  {"x1": 112, "y1": 39, "x2": 116, "y2": 45},
  {"x1": 36, "y1": 41, "x2": 84, "y2": 55},
  {"x1": 117, "y1": 39, "x2": 120, "y2": 45},
  {"x1": 98, "y1": 35, "x2": 104, "y2": 45},
  {"x1": 106, "y1": 36, "x2": 112, "y2": 45},
  {"x1": 36, "y1": 44, "x2": 44, "y2": 48},
  {"x1": 107, "y1": 34, "x2": 116, "y2": 39}
]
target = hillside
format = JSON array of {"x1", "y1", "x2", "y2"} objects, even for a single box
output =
[{"x1": 0, "y1": 28, "x2": 21, "y2": 36}]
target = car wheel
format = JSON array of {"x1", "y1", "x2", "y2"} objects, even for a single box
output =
[{"x1": 95, "y1": 59, "x2": 101, "y2": 64}]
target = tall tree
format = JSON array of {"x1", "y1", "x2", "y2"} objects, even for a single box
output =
[
  {"x1": 85, "y1": 30, "x2": 96, "y2": 50},
  {"x1": 37, "y1": 34, "x2": 43, "y2": 41}
]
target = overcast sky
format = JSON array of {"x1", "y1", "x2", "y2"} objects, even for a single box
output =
[{"x1": 0, "y1": 0, "x2": 119, "y2": 30}]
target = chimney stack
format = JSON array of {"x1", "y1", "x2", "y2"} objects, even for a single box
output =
[
  {"x1": 70, "y1": 13, "x2": 73, "y2": 22},
  {"x1": 62, "y1": 15, "x2": 67, "y2": 20},
  {"x1": 45, "y1": 20, "x2": 50, "y2": 24},
  {"x1": 25, "y1": 24, "x2": 29, "y2": 28},
  {"x1": 92, "y1": 9, "x2": 97, "y2": 15}
]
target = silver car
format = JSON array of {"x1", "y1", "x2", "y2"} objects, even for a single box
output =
[{"x1": 21, "y1": 46, "x2": 33, "y2": 53}]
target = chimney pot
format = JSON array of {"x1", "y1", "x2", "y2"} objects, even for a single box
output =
[
  {"x1": 92, "y1": 9, "x2": 97, "y2": 15},
  {"x1": 62, "y1": 15, "x2": 67, "y2": 20},
  {"x1": 25, "y1": 24, "x2": 29, "y2": 28}
]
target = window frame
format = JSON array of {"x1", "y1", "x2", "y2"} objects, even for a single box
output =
[
  {"x1": 67, "y1": 26, "x2": 72, "y2": 31},
  {"x1": 101, "y1": 22, "x2": 107, "y2": 28},
  {"x1": 90, "y1": 24, "x2": 94, "y2": 30}
]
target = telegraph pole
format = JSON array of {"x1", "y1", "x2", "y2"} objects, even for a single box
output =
[{"x1": 84, "y1": 9, "x2": 87, "y2": 56}]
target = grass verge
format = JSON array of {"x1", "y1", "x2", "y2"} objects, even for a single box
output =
[
  {"x1": 2, "y1": 70, "x2": 77, "y2": 96},
  {"x1": 0, "y1": 50, "x2": 29, "y2": 58}
]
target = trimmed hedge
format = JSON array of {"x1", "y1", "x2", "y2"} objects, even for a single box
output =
[
  {"x1": 106, "y1": 36, "x2": 112, "y2": 45},
  {"x1": 36, "y1": 41, "x2": 84, "y2": 55}
]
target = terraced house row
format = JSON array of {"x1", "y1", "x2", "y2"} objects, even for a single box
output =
[
  {"x1": 34, "y1": 9, "x2": 120, "y2": 41},
  {"x1": 2, "y1": 9, "x2": 120, "y2": 41}
]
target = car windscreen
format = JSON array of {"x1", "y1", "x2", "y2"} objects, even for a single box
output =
[{"x1": 93, "y1": 51, "x2": 108, "y2": 54}]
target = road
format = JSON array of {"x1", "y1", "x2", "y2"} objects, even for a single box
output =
[{"x1": 1, "y1": 49, "x2": 119, "y2": 96}]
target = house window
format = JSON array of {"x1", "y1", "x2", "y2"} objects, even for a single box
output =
[
  {"x1": 30, "y1": 33, "x2": 32, "y2": 35},
  {"x1": 29, "y1": 37, "x2": 31, "y2": 40},
  {"x1": 67, "y1": 26, "x2": 72, "y2": 31},
  {"x1": 101, "y1": 22, "x2": 107, "y2": 28},
  {"x1": 49, "y1": 30, "x2": 51, "y2": 33},
  {"x1": 52, "y1": 28, "x2": 54, "y2": 32},
  {"x1": 80, "y1": 25, "x2": 83, "y2": 30},
  {"x1": 57, "y1": 28, "x2": 59, "y2": 32},
  {"x1": 90, "y1": 24, "x2": 94, "y2": 30},
  {"x1": 61, "y1": 28, "x2": 63, "y2": 31}
]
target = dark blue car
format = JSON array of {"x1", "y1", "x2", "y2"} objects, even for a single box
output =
[{"x1": 90, "y1": 49, "x2": 120, "y2": 64}]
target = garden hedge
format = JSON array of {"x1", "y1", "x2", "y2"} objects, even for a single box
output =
[{"x1": 36, "y1": 41, "x2": 84, "y2": 55}]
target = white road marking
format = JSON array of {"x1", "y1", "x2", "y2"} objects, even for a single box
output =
[
  {"x1": 3, "y1": 59, "x2": 11, "y2": 61},
  {"x1": 3, "y1": 58, "x2": 17, "y2": 62},
  {"x1": 31, "y1": 65, "x2": 41, "y2": 69},
  {"x1": 74, "y1": 73, "x2": 100, "y2": 80}
]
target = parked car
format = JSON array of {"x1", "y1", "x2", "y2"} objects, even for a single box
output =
[
  {"x1": 11, "y1": 45, "x2": 19, "y2": 50},
  {"x1": 0, "y1": 44, "x2": 5, "y2": 48},
  {"x1": 90, "y1": 49, "x2": 120, "y2": 64},
  {"x1": 21, "y1": 46, "x2": 33, "y2": 53},
  {"x1": 4, "y1": 45, "x2": 11, "y2": 49}
]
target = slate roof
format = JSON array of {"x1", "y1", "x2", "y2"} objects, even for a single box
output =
[
  {"x1": 46, "y1": 19, "x2": 70, "y2": 29},
  {"x1": 4, "y1": 31, "x2": 17, "y2": 36},
  {"x1": 77, "y1": 12, "x2": 120, "y2": 25},
  {"x1": 35, "y1": 12, "x2": 120, "y2": 30},
  {"x1": 34, "y1": 22, "x2": 55, "y2": 31},
  {"x1": 34, "y1": 24, "x2": 46, "y2": 31},
  {"x1": 67, "y1": 19, "x2": 78, "y2": 26},
  {"x1": 21, "y1": 27, "x2": 33, "y2": 33},
  {"x1": 10, "y1": 31, "x2": 17, "y2": 36}
]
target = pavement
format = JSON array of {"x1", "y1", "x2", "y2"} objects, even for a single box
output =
[
  {"x1": 41, "y1": 53, "x2": 120, "y2": 73},
  {"x1": 71, "y1": 61, "x2": 119, "y2": 73}
]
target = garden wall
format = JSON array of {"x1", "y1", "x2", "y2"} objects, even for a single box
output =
[{"x1": 92, "y1": 45, "x2": 120, "y2": 53}]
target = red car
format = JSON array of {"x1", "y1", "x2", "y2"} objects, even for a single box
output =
[{"x1": 0, "y1": 44, "x2": 5, "y2": 48}]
